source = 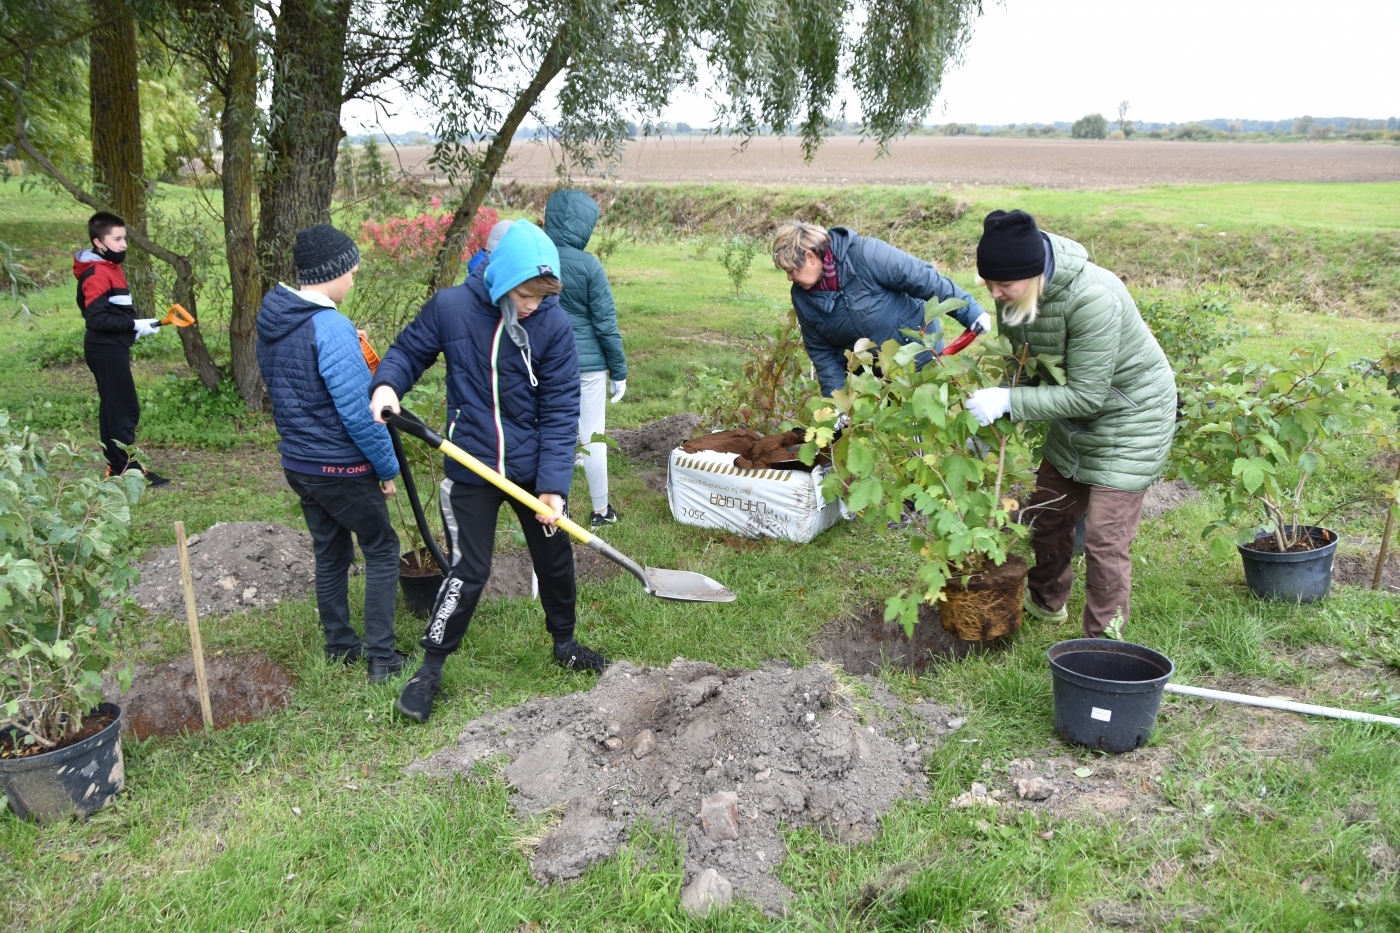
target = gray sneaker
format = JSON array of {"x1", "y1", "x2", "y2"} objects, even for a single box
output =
[{"x1": 1023, "y1": 591, "x2": 1068, "y2": 624}]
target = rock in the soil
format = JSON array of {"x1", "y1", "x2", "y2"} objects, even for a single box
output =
[
  {"x1": 1015, "y1": 777, "x2": 1055, "y2": 802},
  {"x1": 632, "y1": 729, "x2": 657, "y2": 759},
  {"x1": 128, "y1": 522, "x2": 314, "y2": 618},
  {"x1": 681, "y1": 868, "x2": 734, "y2": 917},
  {"x1": 531, "y1": 812, "x2": 625, "y2": 882},
  {"x1": 949, "y1": 782, "x2": 998, "y2": 809},
  {"x1": 408, "y1": 658, "x2": 950, "y2": 915},
  {"x1": 700, "y1": 791, "x2": 740, "y2": 841}
]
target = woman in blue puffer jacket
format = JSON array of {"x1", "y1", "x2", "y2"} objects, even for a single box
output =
[
  {"x1": 370, "y1": 221, "x2": 607, "y2": 725},
  {"x1": 772, "y1": 222, "x2": 991, "y2": 397}
]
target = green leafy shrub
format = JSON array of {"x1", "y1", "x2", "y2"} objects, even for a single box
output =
[
  {"x1": 1172, "y1": 345, "x2": 1395, "y2": 557},
  {"x1": 675, "y1": 311, "x2": 818, "y2": 433},
  {"x1": 0, "y1": 413, "x2": 141, "y2": 749},
  {"x1": 1136, "y1": 289, "x2": 1246, "y2": 376},
  {"x1": 801, "y1": 300, "x2": 1038, "y2": 634},
  {"x1": 1071, "y1": 113, "x2": 1107, "y2": 139},
  {"x1": 718, "y1": 234, "x2": 760, "y2": 296},
  {"x1": 138, "y1": 374, "x2": 272, "y2": 448}
]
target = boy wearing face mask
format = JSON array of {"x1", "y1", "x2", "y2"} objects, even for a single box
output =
[{"x1": 73, "y1": 211, "x2": 168, "y2": 484}]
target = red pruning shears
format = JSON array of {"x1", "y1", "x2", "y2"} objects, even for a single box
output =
[
  {"x1": 941, "y1": 328, "x2": 978, "y2": 356},
  {"x1": 157, "y1": 303, "x2": 196, "y2": 327}
]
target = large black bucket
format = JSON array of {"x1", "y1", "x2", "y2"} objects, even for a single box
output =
[
  {"x1": 0, "y1": 703, "x2": 124, "y2": 822},
  {"x1": 1238, "y1": 525, "x2": 1336, "y2": 603},
  {"x1": 1048, "y1": 640, "x2": 1174, "y2": 753},
  {"x1": 399, "y1": 571, "x2": 445, "y2": 618}
]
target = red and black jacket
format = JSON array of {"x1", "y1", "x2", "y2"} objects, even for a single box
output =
[{"x1": 74, "y1": 249, "x2": 136, "y2": 349}]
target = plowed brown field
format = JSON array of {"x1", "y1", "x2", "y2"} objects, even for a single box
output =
[{"x1": 388, "y1": 135, "x2": 1400, "y2": 189}]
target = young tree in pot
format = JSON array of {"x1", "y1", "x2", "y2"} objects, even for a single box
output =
[
  {"x1": 0, "y1": 414, "x2": 142, "y2": 820},
  {"x1": 1172, "y1": 345, "x2": 1395, "y2": 601},
  {"x1": 801, "y1": 302, "x2": 1039, "y2": 639}
]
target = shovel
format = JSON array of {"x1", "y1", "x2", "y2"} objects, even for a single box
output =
[
  {"x1": 157, "y1": 303, "x2": 196, "y2": 327},
  {"x1": 384, "y1": 406, "x2": 736, "y2": 603}
]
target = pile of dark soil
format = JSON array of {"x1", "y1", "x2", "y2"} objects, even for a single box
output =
[
  {"x1": 1334, "y1": 553, "x2": 1399, "y2": 592},
  {"x1": 818, "y1": 603, "x2": 991, "y2": 676},
  {"x1": 103, "y1": 652, "x2": 294, "y2": 738},
  {"x1": 129, "y1": 523, "x2": 315, "y2": 618},
  {"x1": 0, "y1": 708, "x2": 117, "y2": 759},
  {"x1": 1241, "y1": 528, "x2": 1333, "y2": 553},
  {"x1": 610, "y1": 413, "x2": 701, "y2": 466},
  {"x1": 409, "y1": 659, "x2": 957, "y2": 915},
  {"x1": 681, "y1": 428, "x2": 813, "y2": 471}
]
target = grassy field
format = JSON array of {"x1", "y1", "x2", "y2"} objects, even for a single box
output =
[{"x1": 1, "y1": 179, "x2": 1399, "y2": 932}]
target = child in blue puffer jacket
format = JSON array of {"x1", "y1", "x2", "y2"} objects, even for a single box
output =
[
  {"x1": 370, "y1": 221, "x2": 607, "y2": 725},
  {"x1": 256, "y1": 224, "x2": 406, "y2": 685}
]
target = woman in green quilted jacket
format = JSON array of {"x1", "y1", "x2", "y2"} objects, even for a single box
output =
[{"x1": 964, "y1": 210, "x2": 1176, "y2": 639}]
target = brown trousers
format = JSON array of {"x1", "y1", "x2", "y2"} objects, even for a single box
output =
[{"x1": 1025, "y1": 461, "x2": 1147, "y2": 637}]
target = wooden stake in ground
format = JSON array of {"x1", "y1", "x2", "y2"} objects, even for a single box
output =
[
  {"x1": 1376, "y1": 456, "x2": 1400, "y2": 591},
  {"x1": 175, "y1": 521, "x2": 214, "y2": 729}
]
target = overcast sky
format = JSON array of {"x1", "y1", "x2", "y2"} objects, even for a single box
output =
[{"x1": 343, "y1": 0, "x2": 1399, "y2": 135}]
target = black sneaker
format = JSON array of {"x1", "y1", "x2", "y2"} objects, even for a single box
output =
[
  {"x1": 326, "y1": 644, "x2": 364, "y2": 666},
  {"x1": 395, "y1": 667, "x2": 443, "y2": 723},
  {"x1": 368, "y1": 649, "x2": 412, "y2": 684},
  {"x1": 143, "y1": 469, "x2": 171, "y2": 488},
  {"x1": 590, "y1": 505, "x2": 621, "y2": 528},
  {"x1": 554, "y1": 640, "x2": 610, "y2": 674}
]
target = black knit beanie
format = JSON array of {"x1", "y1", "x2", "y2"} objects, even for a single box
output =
[
  {"x1": 976, "y1": 210, "x2": 1043, "y2": 281},
  {"x1": 293, "y1": 224, "x2": 361, "y2": 285}
]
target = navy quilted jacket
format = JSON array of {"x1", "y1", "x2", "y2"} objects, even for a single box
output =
[
  {"x1": 370, "y1": 271, "x2": 581, "y2": 497},
  {"x1": 255, "y1": 285, "x2": 398, "y2": 480},
  {"x1": 790, "y1": 227, "x2": 986, "y2": 396}
]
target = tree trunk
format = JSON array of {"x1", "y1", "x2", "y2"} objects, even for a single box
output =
[
  {"x1": 429, "y1": 35, "x2": 566, "y2": 293},
  {"x1": 88, "y1": 2, "x2": 152, "y2": 316},
  {"x1": 221, "y1": 0, "x2": 266, "y2": 409},
  {"x1": 256, "y1": 0, "x2": 351, "y2": 292}
]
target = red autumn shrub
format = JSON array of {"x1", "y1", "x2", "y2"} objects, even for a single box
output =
[{"x1": 361, "y1": 205, "x2": 499, "y2": 264}]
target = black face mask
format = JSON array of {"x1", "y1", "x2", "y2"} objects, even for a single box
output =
[{"x1": 99, "y1": 247, "x2": 127, "y2": 265}]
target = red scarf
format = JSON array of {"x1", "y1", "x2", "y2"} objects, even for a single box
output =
[{"x1": 813, "y1": 249, "x2": 839, "y2": 291}]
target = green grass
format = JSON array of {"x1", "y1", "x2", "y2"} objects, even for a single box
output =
[{"x1": 2, "y1": 179, "x2": 1399, "y2": 932}]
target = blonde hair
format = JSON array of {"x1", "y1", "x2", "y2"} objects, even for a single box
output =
[
  {"x1": 511, "y1": 275, "x2": 563, "y2": 299},
  {"x1": 976, "y1": 274, "x2": 1044, "y2": 327},
  {"x1": 771, "y1": 222, "x2": 830, "y2": 271}
]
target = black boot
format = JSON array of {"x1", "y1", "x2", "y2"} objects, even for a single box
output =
[
  {"x1": 368, "y1": 649, "x2": 412, "y2": 685},
  {"x1": 554, "y1": 639, "x2": 609, "y2": 674},
  {"x1": 395, "y1": 666, "x2": 443, "y2": 722}
]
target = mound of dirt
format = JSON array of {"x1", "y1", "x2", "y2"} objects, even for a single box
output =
[
  {"x1": 409, "y1": 659, "x2": 956, "y2": 915},
  {"x1": 482, "y1": 547, "x2": 620, "y2": 599},
  {"x1": 103, "y1": 651, "x2": 294, "y2": 738},
  {"x1": 818, "y1": 603, "x2": 991, "y2": 675},
  {"x1": 610, "y1": 414, "x2": 701, "y2": 466},
  {"x1": 680, "y1": 428, "x2": 813, "y2": 471},
  {"x1": 129, "y1": 523, "x2": 315, "y2": 619},
  {"x1": 1334, "y1": 553, "x2": 1399, "y2": 593},
  {"x1": 1141, "y1": 479, "x2": 1199, "y2": 520}
]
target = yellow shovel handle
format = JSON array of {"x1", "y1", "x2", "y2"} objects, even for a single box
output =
[{"x1": 435, "y1": 436, "x2": 597, "y2": 546}]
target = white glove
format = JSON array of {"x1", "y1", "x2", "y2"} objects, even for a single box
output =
[
  {"x1": 609, "y1": 379, "x2": 626, "y2": 404},
  {"x1": 969, "y1": 312, "x2": 993, "y2": 336},
  {"x1": 133, "y1": 318, "x2": 160, "y2": 339},
  {"x1": 966, "y1": 387, "x2": 1012, "y2": 426}
]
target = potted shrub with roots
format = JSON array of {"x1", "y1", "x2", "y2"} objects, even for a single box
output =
[
  {"x1": 1172, "y1": 344, "x2": 1396, "y2": 602},
  {"x1": 0, "y1": 414, "x2": 142, "y2": 821},
  {"x1": 801, "y1": 301, "x2": 1043, "y2": 641}
]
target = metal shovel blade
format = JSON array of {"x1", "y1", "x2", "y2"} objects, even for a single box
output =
[{"x1": 642, "y1": 567, "x2": 737, "y2": 603}]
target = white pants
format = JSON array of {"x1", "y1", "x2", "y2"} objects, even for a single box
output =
[{"x1": 578, "y1": 370, "x2": 609, "y2": 513}]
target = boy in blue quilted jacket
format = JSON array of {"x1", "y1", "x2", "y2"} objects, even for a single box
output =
[
  {"x1": 256, "y1": 224, "x2": 407, "y2": 684},
  {"x1": 370, "y1": 221, "x2": 607, "y2": 725}
]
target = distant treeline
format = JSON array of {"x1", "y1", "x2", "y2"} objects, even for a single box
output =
[{"x1": 347, "y1": 114, "x2": 1398, "y2": 147}]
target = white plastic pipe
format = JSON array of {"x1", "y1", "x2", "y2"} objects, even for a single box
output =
[{"x1": 1164, "y1": 683, "x2": 1400, "y2": 727}]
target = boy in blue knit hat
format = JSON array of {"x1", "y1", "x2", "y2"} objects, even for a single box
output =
[
  {"x1": 257, "y1": 224, "x2": 407, "y2": 684},
  {"x1": 371, "y1": 221, "x2": 606, "y2": 724}
]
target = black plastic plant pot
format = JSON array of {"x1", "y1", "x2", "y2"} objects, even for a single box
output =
[
  {"x1": 400, "y1": 572, "x2": 445, "y2": 618},
  {"x1": 0, "y1": 703, "x2": 124, "y2": 822},
  {"x1": 1237, "y1": 525, "x2": 1337, "y2": 603},
  {"x1": 1048, "y1": 640, "x2": 1174, "y2": 754}
]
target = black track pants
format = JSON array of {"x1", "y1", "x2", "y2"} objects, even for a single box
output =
[
  {"x1": 423, "y1": 478, "x2": 576, "y2": 659},
  {"x1": 84, "y1": 346, "x2": 139, "y2": 474}
]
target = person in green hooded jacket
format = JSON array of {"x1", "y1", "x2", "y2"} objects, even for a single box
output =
[
  {"x1": 964, "y1": 210, "x2": 1176, "y2": 639},
  {"x1": 544, "y1": 189, "x2": 628, "y2": 527}
]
